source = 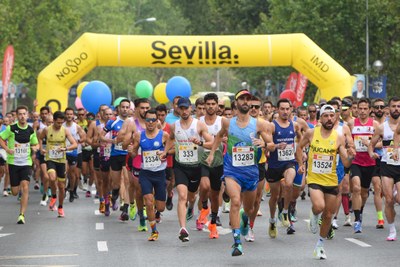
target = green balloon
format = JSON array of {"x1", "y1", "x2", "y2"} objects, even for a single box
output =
[
  {"x1": 135, "y1": 80, "x2": 153, "y2": 98},
  {"x1": 113, "y1": 97, "x2": 125, "y2": 107}
]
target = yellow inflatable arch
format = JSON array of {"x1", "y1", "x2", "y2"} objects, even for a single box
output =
[{"x1": 37, "y1": 33, "x2": 355, "y2": 111}]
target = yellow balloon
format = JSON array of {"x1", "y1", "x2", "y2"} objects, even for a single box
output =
[
  {"x1": 154, "y1": 83, "x2": 169, "y2": 104},
  {"x1": 77, "y1": 81, "x2": 89, "y2": 98}
]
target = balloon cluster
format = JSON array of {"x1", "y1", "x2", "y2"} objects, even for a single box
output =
[{"x1": 76, "y1": 76, "x2": 192, "y2": 113}]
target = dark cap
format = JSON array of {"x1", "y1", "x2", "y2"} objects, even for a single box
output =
[
  {"x1": 342, "y1": 99, "x2": 352, "y2": 110},
  {"x1": 177, "y1": 97, "x2": 191, "y2": 108},
  {"x1": 235, "y1": 89, "x2": 252, "y2": 100}
]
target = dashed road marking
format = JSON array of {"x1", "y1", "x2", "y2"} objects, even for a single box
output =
[
  {"x1": 0, "y1": 254, "x2": 79, "y2": 260},
  {"x1": 96, "y1": 223, "x2": 104, "y2": 230},
  {"x1": 345, "y1": 238, "x2": 372, "y2": 247},
  {"x1": 97, "y1": 241, "x2": 108, "y2": 252}
]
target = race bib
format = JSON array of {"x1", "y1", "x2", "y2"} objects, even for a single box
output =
[
  {"x1": 49, "y1": 145, "x2": 64, "y2": 159},
  {"x1": 143, "y1": 150, "x2": 161, "y2": 168},
  {"x1": 232, "y1": 146, "x2": 254, "y2": 167},
  {"x1": 386, "y1": 147, "x2": 400, "y2": 165},
  {"x1": 114, "y1": 142, "x2": 124, "y2": 151},
  {"x1": 277, "y1": 144, "x2": 295, "y2": 161},
  {"x1": 178, "y1": 145, "x2": 198, "y2": 163},
  {"x1": 354, "y1": 135, "x2": 370, "y2": 152},
  {"x1": 14, "y1": 143, "x2": 29, "y2": 158},
  {"x1": 312, "y1": 154, "x2": 333, "y2": 174}
]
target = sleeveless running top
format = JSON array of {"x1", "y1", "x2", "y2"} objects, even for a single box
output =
[
  {"x1": 268, "y1": 120, "x2": 296, "y2": 168},
  {"x1": 46, "y1": 126, "x2": 66, "y2": 163},
  {"x1": 381, "y1": 121, "x2": 400, "y2": 166},
  {"x1": 199, "y1": 116, "x2": 223, "y2": 167},
  {"x1": 352, "y1": 118, "x2": 375, "y2": 166},
  {"x1": 140, "y1": 130, "x2": 167, "y2": 171},
  {"x1": 174, "y1": 118, "x2": 202, "y2": 166}
]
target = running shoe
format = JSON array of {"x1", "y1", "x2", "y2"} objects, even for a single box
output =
[
  {"x1": 119, "y1": 211, "x2": 129, "y2": 222},
  {"x1": 257, "y1": 209, "x2": 263, "y2": 216},
  {"x1": 73, "y1": 191, "x2": 79, "y2": 199},
  {"x1": 198, "y1": 207, "x2": 210, "y2": 225},
  {"x1": 313, "y1": 245, "x2": 327, "y2": 260},
  {"x1": 3, "y1": 190, "x2": 8, "y2": 197},
  {"x1": 216, "y1": 216, "x2": 222, "y2": 226},
  {"x1": 231, "y1": 243, "x2": 243, "y2": 256},
  {"x1": 40, "y1": 200, "x2": 47, "y2": 207},
  {"x1": 354, "y1": 221, "x2": 362, "y2": 233},
  {"x1": 138, "y1": 219, "x2": 148, "y2": 232},
  {"x1": 343, "y1": 214, "x2": 352, "y2": 226},
  {"x1": 49, "y1": 197, "x2": 57, "y2": 211},
  {"x1": 222, "y1": 201, "x2": 230, "y2": 213},
  {"x1": 208, "y1": 223, "x2": 219, "y2": 239},
  {"x1": 332, "y1": 219, "x2": 339, "y2": 230},
  {"x1": 17, "y1": 214, "x2": 25, "y2": 224},
  {"x1": 327, "y1": 226, "x2": 335, "y2": 240},
  {"x1": 179, "y1": 227, "x2": 189, "y2": 242},
  {"x1": 95, "y1": 191, "x2": 99, "y2": 199},
  {"x1": 86, "y1": 191, "x2": 91, "y2": 198},
  {"x1": 309, "y1": 211, "x2": 319, "y2": 234},
  {"x1": 155, "y1": 211, "x2": 162, "y2": 223},
  {"x1": 196, "y1": 219, "x2": 204, "y2": 231},
  {"x1": 34, "y1": 182, "x2": 40, "y2": 190},
  {"x1": 104, "y1": 203, "x2": 110, "y2": 217},
  {"x1": 166, "y1": 192, "x2": 173, "y2": 211},
  {"x1": 58, "y1": 208, "x2": 65, "y2": 218},
  {"x1": 111, "y1": 198, "x2": 119, "y2": 211},
  {"x1": 376, "y1": 219, "x2": 384, "y2": 229},
  {"x1": 386, "y1": 231, "x2": 397, "y2": 241},
  {"x1": 69, "y1": 191, "x2": 74, "y2": 203},
  {"x1": 17, "y1": 191, "x2": 22, "y2": 201},
  {"x1": 239, "y1": 209, "x2": 249, "y2": 236},
  {"x1": 99, "y1": 201, "x2": 105, "y2": 214},
  {"x1": 245, "y1": 228, "x2": 255, "y2": 242},
  {"x1": 300, "y1": 191, "x2": 306, "y2": 200},
  {"x1": 281, "y1": 213, "x2": 290, "y2": 227},
  {"x1": 269, "y1": 221, "x2": 277, "y2": 238},
  {"x1": 186, "y1": 208, "x2": 194, "y2": 221},
  {"x1": 290, "y1": 213, "x2": 297, "y2": 222},
  {"x1": 148, "y1": 231, "x2": 159, "y2": 241},
  {"x1": 287, "y1": 224, "x2": 295, "y2": 235},
  {"x1": 129, "y1": 203, "x2": 137, "y2": 221}
]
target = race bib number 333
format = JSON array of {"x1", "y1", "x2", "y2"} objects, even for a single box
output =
[{"x1": 178, "y1": 145, "x2": 198, "y2": 163}]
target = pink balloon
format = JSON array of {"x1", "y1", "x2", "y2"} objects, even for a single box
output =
[{"x1": 75, "y1": 97, "x2": 83, "y2": 109}]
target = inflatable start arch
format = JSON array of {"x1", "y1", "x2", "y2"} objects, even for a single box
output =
[{"x1": 37, "y1": 33, "x2": 355, "y2": 111}]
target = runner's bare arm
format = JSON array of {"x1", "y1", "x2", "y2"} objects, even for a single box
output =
[
  {"x1": 65, "y1": 128, "x2": 78, "y2": 151},
  {"x1": 205, "y1": 117, "x2": 229, "y2": 166},
  {"x1": 368, "y1": 124, "x2": 383, "y2": 159},
  {"x1": 338, "y1": 135, "x2": 352, "y2": 168}
]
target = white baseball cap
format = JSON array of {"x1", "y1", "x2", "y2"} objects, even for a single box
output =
[{"x1": 319, "y1": 105, "x2": 335, "y2": 116}]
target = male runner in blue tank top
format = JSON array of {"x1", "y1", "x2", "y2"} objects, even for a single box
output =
[{"x1": 206, "y1": 89, "x2": 272, "y2": 256}]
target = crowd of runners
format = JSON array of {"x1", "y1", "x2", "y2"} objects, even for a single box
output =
[{"x1": 1, "y1": 89, "x2": 400, "y2": 259}]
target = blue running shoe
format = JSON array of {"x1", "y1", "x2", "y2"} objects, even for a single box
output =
[
  {"x1": 354, "y1": 221, "x2": 362, "y2": 233},
  {"x1": 239, "y1": 209, "x2": 249, "y2": 236}
]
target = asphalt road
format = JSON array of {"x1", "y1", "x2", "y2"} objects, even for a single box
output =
[{"x1": 0, "y1": 181, "x2": 399, "y2": 267}]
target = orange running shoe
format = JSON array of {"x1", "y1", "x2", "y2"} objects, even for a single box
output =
[
  {"x1": 208, "y1": 223, "x2": 219, "y2": 239},
  {"x1": 49, "y1": 197, "x2": 57, "y2": 211},
  {"x1": 198, "y1": 207, "x2": 210, "y2": 225},
  {"x1": 99, "y1": 201, "x2": 105, "y2": 214},
  {"x1": 58, "y1": 208, "x2": 65, "y2": 218}
]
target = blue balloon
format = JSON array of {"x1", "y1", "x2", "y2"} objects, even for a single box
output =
[
  {"x1": 81, "y1": 80, "x2": 112, "y2": 113},
  {"x1": 166, "y1": 76, "x2": 192, "y2": 102}
]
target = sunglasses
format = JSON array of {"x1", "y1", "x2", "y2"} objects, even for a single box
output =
[
  {"x1": 219, "y1": 105, "x2": 225, "y2": 109},
  {"x1": 250, "y1": 105, "x2": 261, "y2": 109},
  {"x1": 308, "y1": 110, "x2": 316, "y2": 113},
  {"x1": 373, "y1": 105, "x2": 385, "y2": 110},
  {"x1": 78, "y1": 114, "x2": 85, "y2": 116},
  {"x1": 145, "y1": 118, "x2": 157, "y2": 123}
]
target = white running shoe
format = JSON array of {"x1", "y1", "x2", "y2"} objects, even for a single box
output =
[
  {"x1": 40, "y1": 200, "x2": 47, "y2": 206},
  {"x1": 386, "y1": 231, "x2": 397, "y2": 241},
  {"x1": 343, "y1": 214, "x2": 352, "y2": 226},
  {"x1": 309, "y1": 211, "x2": 319, "y2": 234},
  {"x1": 222, "y1": 201, "x2": 230, "y2": 213},
  {"x1": 332, "y1": 219, "x2": 339, "y2": 230},
  {"x1": 313, "y1": 245, "x2": 327, "y2": 260},
  {"x1": 3, "y1": 190, "x2": 8, "y2": 197},
  {"x1": 245, "y1": 228, "x2": 255, "y2": 242}
]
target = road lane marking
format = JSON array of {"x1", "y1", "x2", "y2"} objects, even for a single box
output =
[
  {"x1": 0, "y1": 265, "x2": 79, "y2": 267},
  {"x1": 0, "y1": 254, "x2": 79, "y2": 260},
  {"x1": 0, "y1": 233, "x2": 14, "y2": 238},
  {"x1": 345, "y1": 238, "x2": 372, "y2": 247},
  {"x1": 96, "y1": 223, "x2": 104, "y2": 230},
  {"x1": 0, "y1": 226, "x2": 3, "y2": 231},
  {"x1": 97, "y1": 241, "x2": 108, "y2": 252}
]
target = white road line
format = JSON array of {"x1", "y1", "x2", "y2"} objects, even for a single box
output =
[
  {"x1": 345, "y1": 238, "x2": 372, "y2": 247},
  {"x1": 94, "y1": 210, "x2": 101, "y2": 215},
  {"x1": 97, "y1": 241, "x2": 108, "y2": 252},
  {"x1": 0, "y1": 233, "x2": 14, "y2": 238},
  {"x1": 96, "y1": 223, "x2": 104, "y2": 230},
  {"x1": 0, "y1": 226, "x2": 3, "y2": 231},
  {"x1": 0, "y1": 254, "x2": 79, "y2": 260}
]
